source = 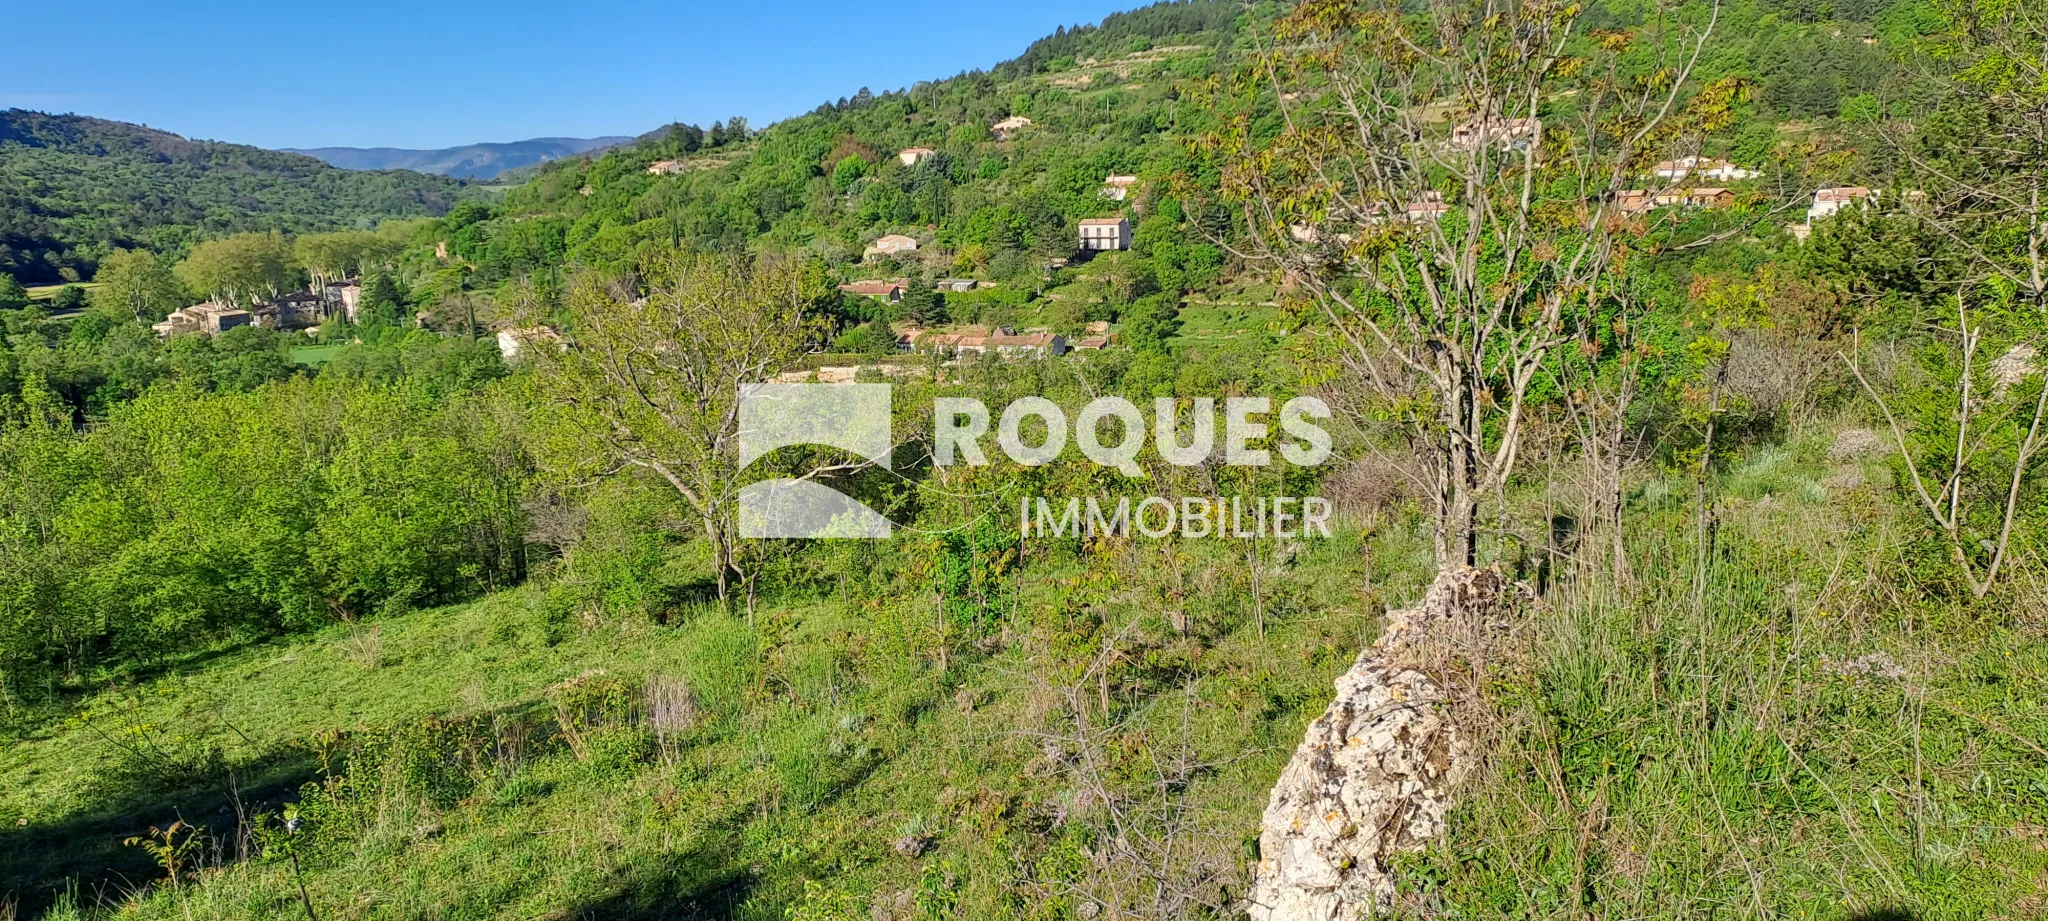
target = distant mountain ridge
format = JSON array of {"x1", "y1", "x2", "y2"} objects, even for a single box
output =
[{"x1": 284, "y1": 137, "x2": 633, "y2": 179}]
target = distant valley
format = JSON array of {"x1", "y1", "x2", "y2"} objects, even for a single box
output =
[{"x1": 284, "y1": 136, "x2": 632, "y2": 179}]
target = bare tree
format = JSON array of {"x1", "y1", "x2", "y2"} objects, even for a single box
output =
[
  {"x1": 1551, "y1": 286, "x2": 1648, "y2": 580},
  {"x1": 1023, "y1": 619, "x2": 1240, "y2": 921},
  {"x1": 1207, "y1": 0, "x2": 1736, "y2": 566},
  {"x1": 1838, "y1": 3, "x2": 2048, "y2": 598},
  {"x1": 534, "y1": 250, "x2": 823, "y2": 606},
  {"x1": 1845, "y1": 295, "x2": 2048, "y2": 598}
]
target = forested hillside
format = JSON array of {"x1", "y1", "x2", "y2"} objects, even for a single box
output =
[
  {"x1": 0, "y1": 111, "x2": 473, "y2": 285},
  {"x1": 2, "y1": 0, "x2": 2045, "y2": 919}
]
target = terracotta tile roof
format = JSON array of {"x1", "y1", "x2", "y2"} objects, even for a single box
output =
[{"x1": 988, "y1": 332, "x2": 1055, "y2": 346}]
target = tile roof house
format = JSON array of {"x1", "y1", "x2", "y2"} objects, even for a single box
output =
[
  {"x1": 1685, "y1": 187, "x2": 1736, "y2": 208},
  {"x1": 864, "y1": 234, "x2": 919, "y2": 259},
  {"x1": 1616, "y1": 187, "x2": 1734, "y2": 212},
  {"x1": 837, "y1": 280, "x2": 907, "y2": 302},
  {"x1": 1078, "y1": 217, "x2": 1131, "y2": 251},
  {"x1": 1652, "y1": 156, "x2": 1760, "y2": 181},
  {"x1": 987, "y1": 331, "x2": 1068, "y2": 357},
  {"x1": 496, "y1": 326, "x2": 564, "y2": 362},
  {"x1": 898, "y1": 147, "x2": 937, "y2": 166},
  {"x1": 912, "y1": 325, "x2": 1056, "y2": 358},
  {"x1": 647, "y1": 160, "x2": 688, "y2": 175},
  {"x1": 252, "y1": 291, "x2": 325, "y2": 330},
  {"x1": 935, "y1": 279, "x2": 980, "y2": 293},
  {"x1": 1808, "y1": 186, "x2": 1876, "y2": 221},
  {"x1": 1449, "y1": 117, "x2": 1541, "y2": 151},
  {"x1": 908, "y1": 326, "x2": 1072, "y2": 358},
  {"x1": 151, "y1": 301, "x2": 252, "y2": 338},
  {"x1": 323, "y1": 281, "x2": 361, "y2": 321},
  {"x1": 991, "y1": 115, "x2": 1034, "y2": 140},
  {"x1": 913, "y1": 330, "x2": 990, "y2": 357},
  {"x1": 1652, "y1": 187, "x2": 1735, "y2": 209},
  {"x1": 1403, "y1": 192, "x2": 1453, "y2": 222}
]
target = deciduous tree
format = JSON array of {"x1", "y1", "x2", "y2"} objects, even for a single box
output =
[
  {"x1": 1210, "y1": 0, "x2": 1737, "y2": 566},
  {"x1": 294, "y1": 231, "x2": 402, "y2": 290},
  {"x1": 534, "y1": 250, "x2": 826, "y2": 605},
  {"x1": 173, "y1": 231, "x2": 301, "y2": 309},
  {"x1": 0, "y1": 275, "x2": 29, "y2": 311},
  {"x1": 94, "y1": 248, "x2": 188, "y2": 319}
]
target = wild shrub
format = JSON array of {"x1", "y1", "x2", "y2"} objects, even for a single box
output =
[
  {"x1": 68, "y1": 690, "x2": 229, "y2": 789},
  {"x1": 645, "y1": 673, "x2": 700, "y2": 766},
  {"x1": 547, "y1": 671, "x2": 640, "y2": 759},
  {"x1": 295, "y1": 714, "x2": 497, "y2": 849},
  {"x1": 0, "y1": 377, "x2": 530, "y2": 693},
  {"x1": 579, "y1": 725, "x2": 654, "y2": 783}
]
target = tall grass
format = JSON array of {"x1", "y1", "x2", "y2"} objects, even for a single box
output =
[
  {"x1": 1403, "y1": 449, "x2": 2048, "y2": 919},
  {"x1": 2, "y1": 434, "x2": 2041, "y2": 919}
]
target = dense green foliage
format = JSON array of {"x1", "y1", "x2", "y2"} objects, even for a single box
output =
[
  {"x1": 0, "y1": 110, "x2": 473, "y2": 285},
  {"x1": 0, "y1": 357, "x2": 521, "y2": 693},
  {"x1": 0, "y1": 0, "x2": 2045, "y2": 919}
]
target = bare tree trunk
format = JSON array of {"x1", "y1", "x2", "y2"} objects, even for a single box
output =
[
  {"x1": 703, "y1": 516, "x2": 730, "y2": 608},
  {"x1": 1692, "y1": 362, "x2": 1726, "y2": 616},
  {"x1": 1438, "y1": 368, "x2": 1483, "y2": 566}
]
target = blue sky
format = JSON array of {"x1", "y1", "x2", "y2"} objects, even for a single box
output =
[{"x1": 0, "y1": 0, "x2": 1144, "y2": 150}]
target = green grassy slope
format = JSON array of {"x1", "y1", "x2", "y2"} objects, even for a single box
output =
[
  {"x1": 3, "y1": 427, "x2": 2044, "y2": 920},
  {"x1": 1, "y1": 534, "x2": 1385, "y2": 919}
]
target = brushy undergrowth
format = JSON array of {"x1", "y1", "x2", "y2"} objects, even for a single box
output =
[{"x1": 0, "y1": 430, "x2": 2043, "y2": 920}]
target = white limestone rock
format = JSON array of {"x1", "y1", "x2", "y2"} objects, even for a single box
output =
[{"x1": 1246, "y1": 567, "x2": 1521, "y2": 921}]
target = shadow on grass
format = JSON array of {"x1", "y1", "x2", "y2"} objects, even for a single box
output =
[
  {"x1": 1849, "y1": 910, "x2": 1920, "y2": 921},
  {"x1": 0, "y1": 749, "x2": 318, "y2": 916},
  {"x1": 655, "y1": 577, "x2": 725, "y2": 625},
  {"x1": 572, "y1": 854, "x2": 757, "y2": 920},
  {"x1": 111, "y1": 635, "x2": 280, "y2": 688}
]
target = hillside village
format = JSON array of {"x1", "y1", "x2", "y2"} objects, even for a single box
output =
[
  {"x1": 134, "y1": 154, "x2": 1890, "y2": 369},
  {"x1": 123, "y1": 13, "x2": 1917, "y2": 382},
  {"x1": 150, "y1": 281, "x2": 362, "y2": 338}
]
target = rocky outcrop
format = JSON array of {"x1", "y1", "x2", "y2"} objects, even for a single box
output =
[
  {"x1": 1246, "y1": 568, "x2": 1523, "y2": 921},
  {"x1": 1827, "y1": 427, "x2": 1886, "y2": 462},
  {"x1": 1988, "y1": 344, "x2": 2039, "y2": 391}
]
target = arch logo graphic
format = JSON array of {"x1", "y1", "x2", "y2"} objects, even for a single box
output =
[
  {"x1": 737, "y1": 383, "x2": 895, "y2": 539},
  {"x1": 737, "y1": 384, "x2": 1336, "y2": 541}
]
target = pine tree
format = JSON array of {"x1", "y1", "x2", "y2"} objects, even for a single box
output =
[{"x1": 901, "y1": 275, "x2": 946, "y2": 325}]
